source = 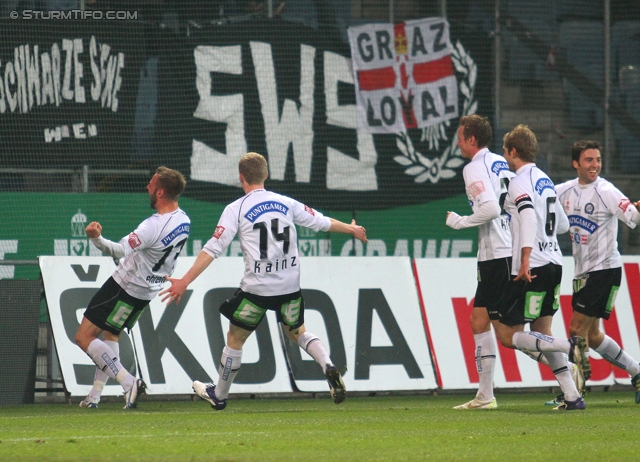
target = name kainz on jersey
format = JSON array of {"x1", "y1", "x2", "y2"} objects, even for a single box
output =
[
  {"x1": 538, "y1": 241, "x2": 560, "y2": 252},
  {"x1": 253, "y1": 256, "x2": 297, "y2": 273},
  {"x1": 146, "y1": 275, "x2": 167, "y2": 284}
]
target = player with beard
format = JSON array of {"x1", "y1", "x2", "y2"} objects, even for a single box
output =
[
  {"x1": 556, "y1": 140, "x2": 640, "y2": 403},
  {"x1": 75, "y1": 166, "x2": 190, "y2": 409}
]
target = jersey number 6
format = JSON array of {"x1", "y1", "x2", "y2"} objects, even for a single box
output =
[{"x1": 545, "y1": 197, "x2": 557, "y2": 236}]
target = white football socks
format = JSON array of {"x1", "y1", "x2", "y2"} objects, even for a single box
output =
[
  {"x1": 595, "y1": 335, "x2": 640, "y2": 377},
  {"x1": 543, "y1": 351, "x2": 581, "y2": 402},
  {"x1": 216, "y1": 346, "x2": 242, "y2": 400},
  {"x1": 512, "y1": 331, "x2": 571, "y2": 354},
  {"x1": 298, "y1": 332, "x2": 332, "y2": 373},
  {"x1": 473, "y1": 331, "x2": 496, "y2": 401},
  {"x1": 520, "y1": 349, "x2": 553, "y2": 366},
  {"x1": 86, "y1": 338, "x2": 134, "y2": 392},
  {"x1": 87, "y1": 339, "x2": 119, "y2": 400}
]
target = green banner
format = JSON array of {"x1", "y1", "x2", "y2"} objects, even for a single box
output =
[{"x1": 0, "y1": 193, "x2": 476, "y2": 280}]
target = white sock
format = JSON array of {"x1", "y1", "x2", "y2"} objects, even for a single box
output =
[
  {"x1": 473, "y1": 331, "x2": 496, "y2": 400},
  {"x1": 88, "y1": 339, "x2": 119, "y2": 400},
  {"x1": 595, "y1": 335, "x2": 640, "y2": 377},
  {"x1": 521, "y1": 350, "x2": 577, "y2": 373},
  {"x1": 520, "y1": 350, "x2": 550, "y2": 366},
  {"x1": 86, "y1": 339, "x2": 134, "y2": 392},
  {"x1": 543, "y1": 351, "x2": 581, "y2": 402},
  {"x1": 104, "y1": 339, "x2": 120, "y2": 360},
  {"x1": 298, "y1": 332, "x2": 332, "y2": 373},
  {"x1": 216, "y1": 346, "x2": 242, "y2": 400},
  {"x1": 512, "y1": 331, "x2": 571, "y2": 354}
]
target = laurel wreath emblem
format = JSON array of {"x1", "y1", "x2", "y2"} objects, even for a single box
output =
[{"x1": 394, "y1": 40, "x2": 478, "y2": 184}]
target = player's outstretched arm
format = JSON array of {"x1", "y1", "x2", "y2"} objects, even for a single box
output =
[
  {"x1": 328, "y1": 218, "x2": 368, "y2": 243},
  {"x1": 160, "y1": 251, "x2": 214, "y2": 305},
  {"x1": 445, "y1": 201, "x2": 500, "y2": 230}
]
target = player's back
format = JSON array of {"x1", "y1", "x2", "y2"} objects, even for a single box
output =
[
  {"x1": 236, "y1": 190, "x2": 301, "y2": 263},
  {"x1": 506, "y1": 164, "x2": 564, "y2": 271},
  {"x1": 464, "y1": 149, "x2": 514, "y2": 261},
  {"x1": 223, "y1": 189, "x2": 330, "y2": 296}
]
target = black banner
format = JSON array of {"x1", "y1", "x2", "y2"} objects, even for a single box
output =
[
  {"x1": 1, "y1": 18, "x2": 492, "y2": 210},
  {"x1": 0, "y1": 20, "x2": 146, "y2": 170},
  {"x1": 154, "y1": 19, "x2": 493, "y2": 210}
]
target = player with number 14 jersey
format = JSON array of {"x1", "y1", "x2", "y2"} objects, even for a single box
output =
[{"x1": 203, "y1": 189, "x2": 331, "y2": 296}]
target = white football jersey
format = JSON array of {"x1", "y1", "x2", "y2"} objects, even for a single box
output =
[
  {"x1": 203, "y1": 189, "x2": 332, "y2": 296},
  {"x1": 463, "y1": 148, "x2": 514, "y2": 261},
  {"x1": 556, "y1": 177, "x2": 638, "y2": 279},
  {"x1": 504, "y1": 164, "x2": 567, "y2": 273},
  {"x1": 105, "y1": 209, "x2": 190, "y2": 300}
]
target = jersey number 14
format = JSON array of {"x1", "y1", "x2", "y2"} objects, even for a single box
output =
[{"x1": 253, "y1": 218, "x2": 290, "y2": 259}]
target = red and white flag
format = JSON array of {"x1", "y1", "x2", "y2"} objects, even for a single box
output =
[{"x1": 348, "y1": 17, "x2": 458, "y2": 134}]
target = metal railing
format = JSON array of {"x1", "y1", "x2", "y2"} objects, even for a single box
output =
[{"x1": 0, "y1": 166, "x2": 150, "y2": 193}]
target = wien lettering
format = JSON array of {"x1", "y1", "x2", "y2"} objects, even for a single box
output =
[
  {"x1": 254, "y1": 256, "x2": 297, "y2": 274},
  {"x1": 44, "y1": 122, "x2": 97, "y2": 142},
  {"x1": 0, "y1": 36, "x2": 125, "y2": 115}
]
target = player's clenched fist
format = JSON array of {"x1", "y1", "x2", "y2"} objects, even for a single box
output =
[{"x1": 85, "y1": 221, "x2": 102, "y2": 239}]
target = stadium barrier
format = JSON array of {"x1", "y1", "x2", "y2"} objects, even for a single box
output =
[
  {"x1": 41, "y1": 256, "x2": 437, "y2": 396},
  {"x1": 417, "y1": 258, "x2": 640, "y2": 390},
  {"x1": 0, "y1": 280, "x2": 42, "y2": 404},
  {"x1": 41, "y1": 255, "x2": 640, "y2": 397}
]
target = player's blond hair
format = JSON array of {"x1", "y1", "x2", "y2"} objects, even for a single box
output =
[
  {"x1": 503, "y1": 125, "x2": 538, "y2": 162},
  {"x1": 239, "y1": 152, "x2": 268, "y2": 185},
  {"x1": 155, "y1": 166, "x2": 186, "y2": 201}
]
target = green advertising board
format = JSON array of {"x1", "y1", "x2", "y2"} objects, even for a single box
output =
[{"x1": 0, "y1": 193, "x2": 477, "y2": 280}]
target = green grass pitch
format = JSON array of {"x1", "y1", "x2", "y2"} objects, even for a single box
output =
[{"x1": 1, "y1": 391, "x2": 638, "y2": 461}]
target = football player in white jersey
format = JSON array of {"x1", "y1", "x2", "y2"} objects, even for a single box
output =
[
  {"x1": 556, "y1": 140, "x2": 640, "y2": 403},
  {"x1": 492, "y1": 125, "x2": 588, "y2": 410},
  {"x1": 160, "y1": 152, "x2": 367, "y2": 410},
  {"x1": 75, "y1": 167, "x2": 190, "y2": 409},
  {"x1": 446, "y1": 115, "x2": 514, "y2": 410}
]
